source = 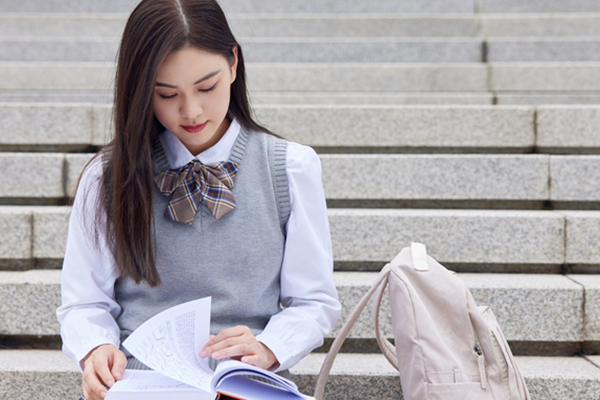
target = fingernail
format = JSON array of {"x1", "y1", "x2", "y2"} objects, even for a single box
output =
[
  {"x1": 114, "y1": 372, "x2": 122, "y2": 380},
  {"x1": 200, "y1": 351, "x2": 207, "y2": 358},
  {"x1": 212, "y1": 352, "x2": 220, "y2": 359}
]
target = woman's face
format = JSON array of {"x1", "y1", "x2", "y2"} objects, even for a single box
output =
[{"x1": 153, "y1": 45, "x2": 237, "y2": 155}]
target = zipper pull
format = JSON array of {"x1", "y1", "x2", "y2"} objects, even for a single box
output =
[{"x1": 475, "y1": 345, "x2": 487, "y2": 389}]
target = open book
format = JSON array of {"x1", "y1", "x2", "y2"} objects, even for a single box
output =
[{"x1": 105, "y1": 297, "x2": 314, "y2": 400}]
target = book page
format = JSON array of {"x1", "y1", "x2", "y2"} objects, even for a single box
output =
[
  {"x1": 106, "y1": 370, "x2": 214, "y2": 400},
  {"x1": 122, "y1": 297, "x2": 213, "y2": 392}
]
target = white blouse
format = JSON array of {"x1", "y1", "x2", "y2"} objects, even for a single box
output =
[{"x1": 56, "y1": 119, "x2": 341, "y2": 372}]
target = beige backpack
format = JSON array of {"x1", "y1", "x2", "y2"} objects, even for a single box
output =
[{"x1": 314, "y1": 243, "x2": 530, "y2": 400}]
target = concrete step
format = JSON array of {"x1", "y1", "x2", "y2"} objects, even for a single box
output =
[
  {"x1": 0, "y1": 37, "x2": 484, "y2": 63},
  {"x1": 537, "y1": 106, "x2": 600, "y2": 152},
  {"x1": 0, "y1": 90, "x2": 495, "y2": 106},
  {"x1": 3, "y1": 207, "x2": 600, "y2": 270},
  {"x1": 1, "y1": 350, "x2": 599, "y2": 400},
  {"x1": 0, "y1": 0, "x2": 476, "y2": 14},
  {"x1": 480, "y1": 14, "x2": 600, "y2": 37},
  {"x1": 487, "y1": 38, "x2": 600, "y2": 62},
  {"x1": 0, "y1": 269, "x2": 588, "y2": 345},
  {"x1": 5, "y1": 13, "x2": 600, "y2": 39},
  {"x1": 0, "y1": 153, "x2": 556, "y2": 205},
  {"x1": 490, "y1": 62, "x2": 600, "y2": 92},
  {"x1": 0, "y1": 104, "x2": 534, "y2": 152},
  {"x1": 0, "y1": 62, "x2": 490, "y2": 92},
  {"x1": 6, "y1": 90, "x2": 600, "y2": 107},
  {"x1": 293, "y1": 354, "x2": 600, "y2": 400},
  {"x1": 6, "y1": 153, "x2": 600, "y2": 209},
  {"x1": 5, "y1": 62, "x2": 600, "y2": 93},
  {"x1": 3, "y1": 103, "x2": 600, "y2": 153},
  {"x1": 0, "y1": 14, "x2": 481, "y2": 38},
  {"x1": 496, "y1": 92, "x2": 600, "y2": 105},
  {"x1": 478, "y1": 0, "x2": 600, "y2": 13}
]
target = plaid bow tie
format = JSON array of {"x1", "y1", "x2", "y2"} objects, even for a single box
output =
[{"x1": 154, "y1": 160, "x2": 239, "y2": 224}]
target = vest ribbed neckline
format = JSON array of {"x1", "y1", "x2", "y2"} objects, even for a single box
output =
[{"x1": 152, "y1": 127, "x2": 250, "y2": 173}]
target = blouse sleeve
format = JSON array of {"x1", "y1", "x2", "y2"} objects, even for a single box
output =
[
  {"x1": 255, "y1": 143, "x2": 341, "y2": 372},
  {"x1": 55, "y1": 158, "x2": 122, "y2": 371}
]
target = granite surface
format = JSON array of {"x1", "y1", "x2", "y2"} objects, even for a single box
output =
[
  {"x1": 248, "y1": 64, "x2": 489, "y2": 92},
  {"x1": 33, "y1": 208, "x2": 71, "y2": 260},
  {"x1": 253, "y1": 92, "x2": 494, "y2": 106},
  {"x1": 328, "y1": 209, "x2": 565, "y2": 265},
  {"x1": 561, "y1": 211, "x2": 600, "y2": 265},
  {"x1": 490, "y1": 64, "x2": 600, "y2": 92},
  {"x1": 0, "y1": 350, "x2": 80, "y2": 400},
  {"x1": 242, "y1": 38, "x2": 482, "y2": 63},
  {"x1": 0, "y1": 153, "x2": 64, "y2": 198},
  {"x1": 255, "y1": 106, "x2": 534, "y2": 148},
  {"x1": 568, "y1": 275, "x2": 600, "y2": 340},
  {"x1": 478, "y1": 0, "x2": 600, "y2": 13},
  {"x1": 0, "y1": 271, "x2": 61, "y2": 335},
  {"x1": 488, "y1": 39, "x2": 600, "y2": 62},
  {"x1": 65, "y1": 154, "x2": 95, "y2": 196},
  {"x1": 480, "y1": 14, "x2": 600, "y2": 37},
  {"x1": 537, "y1": 106, "x2": 600, "y2": 149},
  {"x1": 0, "y1": 103, "x2": 93, "y2": 146},
  {"x1": 320, "y1": 154, "x2": 548, "y2": 201},
  {"x1": 0, "y1": 63, "x2": 114, "y2": 91},
  {"x1": 0, "y1": 14, "x2": 479, "y2": 38},
  {"x1": 230, "y1": 15, "x2": 479, "y2": 38},
  {"x1": 0, "y1": 207, "x2": 31, "y2": 260},
  {"x1": 551, "y1": 156, "x2": 600, "y2": 201}
]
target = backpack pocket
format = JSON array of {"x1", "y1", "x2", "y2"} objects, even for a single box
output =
[
  {"x1": 427, "y1": 381, "x2": 495, "y2": 400},
  {"x1": 480, "y1": 306, "x2": 530, "y2": 400}
]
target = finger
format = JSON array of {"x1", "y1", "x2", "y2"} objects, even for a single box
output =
[
  {"x1": 204, "y1": 332, "x2": 257, "y2": 357},
  {"x1": 201, "y1": 335, "x2": 217, "y2": 352},
  {"x1": 82, "y1": 371, "x2": 106, "y2": 400},
  {"x1": 202, "y1": 326, "x2": 252, "y2": 357},
  {"x1": 111, "y1": 350, "x2": 127, "y2": 381},
  {"x1": 240, "y1": 354, "x2": 261, "y2": 366},
  {"x1": 210, "y1": 343, "x2": 253, "y2": 360},
  {"x1": 210, "y1": 326, "x2": 250, "y2": 343},
  {"x1": 94, "y1": 354, "x2": 116, "y2": 388}
]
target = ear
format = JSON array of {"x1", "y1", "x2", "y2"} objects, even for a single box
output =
[{"x1": 229, "y1": 46, "x2": 238, "y2": 84}]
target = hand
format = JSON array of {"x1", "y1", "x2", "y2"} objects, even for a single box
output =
[
  {"x1": 200, "y1": 325, "x2": 278, "y2": 370},
  {"x1": 81, "y1": 344, "x2": 127, "y2": 400}
]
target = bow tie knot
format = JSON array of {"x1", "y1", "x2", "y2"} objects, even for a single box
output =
[{"x1": 154, "y1": 160, "x2": 239, "y2": 224}]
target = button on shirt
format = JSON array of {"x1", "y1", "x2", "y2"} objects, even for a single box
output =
[{"x1": 57, "y1": 119, "x2": 341, "y2": 372}]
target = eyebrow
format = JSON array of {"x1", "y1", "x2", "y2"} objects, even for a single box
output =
[{"x1": 155, "y1": 70, "x2": 221, "y2": 88}]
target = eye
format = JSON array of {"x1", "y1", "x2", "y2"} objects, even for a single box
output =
[
  {"x1": 158, "y1": 93, "x2": 177, "y2": 100},
  {"x1": 199, "y1": 84, "x2": 217, "y2": 93}
]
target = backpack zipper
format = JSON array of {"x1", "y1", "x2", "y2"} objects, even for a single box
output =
[{"x1": 474, "y1": 343, "x2": 488, "y2": 390}]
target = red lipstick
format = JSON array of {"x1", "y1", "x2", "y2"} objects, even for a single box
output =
[{"x1": 181, "y1": 122, "x2": 207, "y2": 133}]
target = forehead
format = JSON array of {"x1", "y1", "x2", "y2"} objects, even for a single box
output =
[{"x1": 155, "y1": 46, "x2": 229, "y2": 83}]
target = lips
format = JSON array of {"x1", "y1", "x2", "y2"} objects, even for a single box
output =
[{"x1": 181, "y1": 121, "x2": 208, "y2": 133}]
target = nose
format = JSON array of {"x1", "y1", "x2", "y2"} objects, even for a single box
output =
[{"x1": 180, "y1": 97, "x2": 202, "y2": 121}]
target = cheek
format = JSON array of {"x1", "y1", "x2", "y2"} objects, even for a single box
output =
[{"x1": 153, "y1": 101, "x2": 173, "y2": 126}]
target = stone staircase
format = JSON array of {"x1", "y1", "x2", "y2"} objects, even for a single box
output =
[{"x1": 2, "y1": 0, "x2": 600, "y2": 399}]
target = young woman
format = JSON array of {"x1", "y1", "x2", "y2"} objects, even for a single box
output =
[{"x1": 56, "y1": 1, "x2": 341, "y2": 399}]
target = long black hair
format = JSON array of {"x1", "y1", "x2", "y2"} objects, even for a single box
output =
[{"x1": 94, "y1": 0, "x2": 271, "y2": 286}]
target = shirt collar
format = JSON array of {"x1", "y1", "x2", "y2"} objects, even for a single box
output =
[{"x1": 159, "y1": 119, "x2": 241, "y2": 168}]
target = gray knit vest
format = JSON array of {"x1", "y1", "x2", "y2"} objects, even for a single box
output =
[{"x1": 115, "y1": 129, "x2": 291, "y2": 349}]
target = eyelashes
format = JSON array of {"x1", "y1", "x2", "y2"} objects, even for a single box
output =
[
  {"x1": 200, "y1": 84, "x2": 217, "y2": 93},
  {"x1": 158, "y1": 84, "x2": 217, "y2": 100}
]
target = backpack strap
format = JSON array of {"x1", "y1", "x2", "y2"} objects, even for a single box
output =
[
  {"x1": 313, "y1": 264, "x2": 391, "y2": 400},
  {"x1": 373, "y1": 267, "x2": 399, "y2": 370}
]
